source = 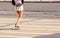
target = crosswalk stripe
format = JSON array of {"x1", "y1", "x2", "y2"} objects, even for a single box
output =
[
  {"x1": 20, "y1": 28, "x2": 60, "y2": 31},
  {"x1": 0, "y1": 35, "x2": 33, "y2": 38},
  {"x1": 0, "y1": 29, "x2": 59, "y2": 33},
  {"x1": 0, "y1": 31, "x2": 54, "y2": 36},
  {"x1": 0, "y1": 18, "x2": 60, "y2": 37},
  {"x1": 0, "y1": 23, "x2": 60, "y2": 26},
  {"x1": 22, "y1": 25, "x2": 60, "y2": 27}
]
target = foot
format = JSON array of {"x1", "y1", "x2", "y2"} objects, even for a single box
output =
[{"x1": 15, "y1": 24, "x2": 20, "y2": 30}]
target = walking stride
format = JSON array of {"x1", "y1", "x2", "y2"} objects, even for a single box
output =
[{"x1": 12, "y1": 0, "x2": 24, "y2": 30}]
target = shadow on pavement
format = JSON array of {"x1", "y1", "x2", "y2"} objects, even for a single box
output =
[
  {"x1": 34, "y1": 33, "x2": 60, "y2": 38},
  {"x1": 0, "y1": 28, "x2": 17, "y2": 30}
]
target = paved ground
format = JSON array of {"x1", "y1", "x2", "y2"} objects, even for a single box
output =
[
  {"x1": 0, "y1": 2, "x2": 60, "y2": 38},
  {"x1": 0, "y1": 2, "x2": 60, "y2": 12},
  {"x1": 0, "y1": 11, "x2": 60, "y2": 38},
  {"x1": 0, "y1": 18, "x2": 60, "y2": 38},
  {"x1": 0, "y1": 2, "x2": 60, "y2": 18}
]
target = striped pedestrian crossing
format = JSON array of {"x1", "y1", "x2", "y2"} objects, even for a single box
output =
[{"x1": 0, "y1": 18, "x2": 60, "y2": 38}]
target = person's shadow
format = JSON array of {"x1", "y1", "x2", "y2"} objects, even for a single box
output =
[
  {"x1": 0, "y1": 28, "x2": 15, "y2": 30},
  {"x1": 0, "y1": 20, "x2": 33, "y2": 30},
  {"x1": 34, "y1": 33, "x2": 60, "y2": 38}
]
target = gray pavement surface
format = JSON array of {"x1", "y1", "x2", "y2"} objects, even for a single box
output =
[
  {"x1": 0, "y1": 2, "x2": 60, "y2": 12},
  {"x1": 34, "y1": 33, "x2": 60, "y2": 38},
  {"x1": 0, "y1": 11, "x2": 60, "y2": 19},
  {"x1": 0, "y1": 2, "x2": 60, "y2": 19}
]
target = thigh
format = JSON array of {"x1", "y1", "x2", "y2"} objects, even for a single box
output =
[{"x1": 17, "y1": 11, "x2": 23, "y2": 16}]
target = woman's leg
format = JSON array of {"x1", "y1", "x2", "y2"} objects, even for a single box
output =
[{"x1": 15, "y1": 11, "x2": 23, "y2": 29}]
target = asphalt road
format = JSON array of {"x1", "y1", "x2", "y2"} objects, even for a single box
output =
[
  {"x1": 0, "y1": 2, "x2": 60, "y2": 12},
  {"x1": 0, "y1": 2, "x2": 60, "y2": 19}
]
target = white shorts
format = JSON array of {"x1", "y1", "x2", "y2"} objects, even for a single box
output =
[{"x1": 16, "y1": 5, "x2": 23, "y2": 11}]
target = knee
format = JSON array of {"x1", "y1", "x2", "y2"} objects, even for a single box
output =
[
  {"x1": 18, "y1": 15, "x2": 22, "y2": 18},
  {"x1": 17, "y1": 11, "x2": 23, "y2": 18}
]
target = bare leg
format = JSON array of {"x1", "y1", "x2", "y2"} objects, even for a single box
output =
[{"x1": 15, "y1": 11, "x2": 23, "y2": 29}]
